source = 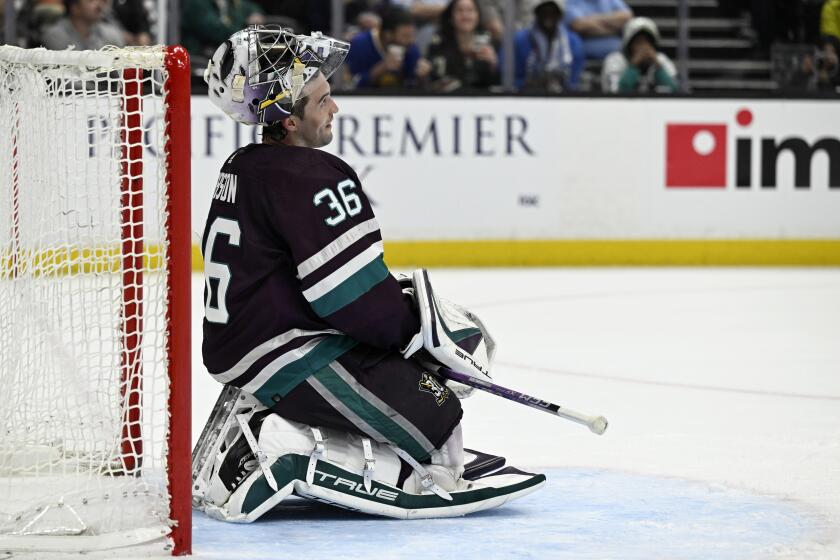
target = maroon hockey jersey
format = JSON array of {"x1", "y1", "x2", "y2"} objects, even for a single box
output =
[{"x1": 201, "y1": 143, "x2": 420, "y2": 405}]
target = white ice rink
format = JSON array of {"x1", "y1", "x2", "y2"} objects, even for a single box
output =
[{"x1": 190, "y1": 268, "x2": 840, "y2": 559}]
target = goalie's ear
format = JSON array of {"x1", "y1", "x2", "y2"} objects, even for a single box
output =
[{"x1": 280, "y1": 114, "x2": 298, "y2": 132}]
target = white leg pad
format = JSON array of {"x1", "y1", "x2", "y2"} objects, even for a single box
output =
[
  {"x1": 258, "y1": 414, "x2": 405, "y2": 488},
  {"x1": 199, "y1": 415, "x2": 546, "y2": 522}
]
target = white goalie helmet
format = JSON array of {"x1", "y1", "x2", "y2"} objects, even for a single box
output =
[{"x1": 204, "y1": 26, "x2": 350, "y2": 126}]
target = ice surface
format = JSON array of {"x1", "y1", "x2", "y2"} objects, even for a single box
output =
[
  {"x1": 192, "y1": 469, "x2": 815, "y2": 560},
  {"x1": 190, "y1": 268, "x2": 840, "y2": 559}
]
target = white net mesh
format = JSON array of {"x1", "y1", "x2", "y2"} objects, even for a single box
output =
[{"x1": 0, "y1": 46, "x2": 176, "y2": 554}]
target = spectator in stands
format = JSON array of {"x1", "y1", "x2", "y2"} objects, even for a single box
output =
[
  {"x1": 427, "y1": 0, "x2": 499, "y2": 91},
  {"x1": 180, "y1": 0, "x2": 263, "y2": 62},
  {"x1": 346, "y1": 7, "x2": 432, "y2": 88},
  {"x1": 565, "y1": 0, "x2": 632, "y2": 60},
  {"x1": 249, "y1": 0, "x2": 306, "y2": 31},
  {"x1": 41, "y1": 0, "x2": 125, "y2": 50},
  {"x1": 601, "y1": 17, "x2": 678, "y2": 93},
  {"x1": 823, "y1": 0, "x2": 840, "y2": 41},
  {"x1": 512, "y1": 0, "x2": 583, "y2": 91},
  {"x1": 14, "y1": 0, "x2": 63, "y2": 47},
  {"x1": 793, "y1": 34, "x2": 840, "y2": 91},
  {"x1": 390, "y1": 0, "x2": 447, "y2": 52},
  {"x1": 112, "y1": 0, "x2": 151, "y2": 45},
  {"x1": 305, "y1": 0, "x2": 383, "y2": 39},
  {"x1": 340, "y1": 1, "x2": 383, "y2": 38}
]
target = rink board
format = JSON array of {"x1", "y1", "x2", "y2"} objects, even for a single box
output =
[{"x1": 185, "y1": 96, "x2": 840, "y2": 265}]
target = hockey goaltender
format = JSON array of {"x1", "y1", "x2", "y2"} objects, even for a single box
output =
[{"x1": 191, "y1": 26, "x2": 545, "y2": 521}]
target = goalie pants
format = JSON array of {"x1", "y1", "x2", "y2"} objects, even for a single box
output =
[{"x1": 268, "y1": 344, "x2": 463, "y2": 463}]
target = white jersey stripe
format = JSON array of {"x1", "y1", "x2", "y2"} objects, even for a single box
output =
[
  {"x1": 297, "y1": 218, "x2": 381, "y2": 279},
  {"x1": 242, "y1": 337, "x2": 326, "y2": 394},
  {"x1": 302, "y1": 242, "x2": 384, "y2": 303},
  {"x1": 212, "y1": 328, "x2": 341, "y2": 383}
]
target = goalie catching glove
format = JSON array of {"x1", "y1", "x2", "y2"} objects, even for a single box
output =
[{"x1": 401, "y1": 269, "x2": 496, "y2": 399}]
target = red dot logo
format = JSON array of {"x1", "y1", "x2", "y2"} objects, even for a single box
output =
[
  {"x1": 665, "y1": 124, "x2": 728, "y2": 188},
  {"x1": 736, "y1": 109, "x2": 753, "y2": 127}
]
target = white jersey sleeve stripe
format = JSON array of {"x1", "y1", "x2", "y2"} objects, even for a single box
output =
[
  {"x1": 297, "y1": 218, "x2": 381, "y2": 279},
  {"x1": 211, "y1": 328, "x2": 342, "y2": 383},
  {"x1": 301, "y1": 242, "x2": 384, "y2": 303}
]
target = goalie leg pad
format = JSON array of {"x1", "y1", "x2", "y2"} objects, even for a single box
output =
[
  {"x1": 201, "y1": 415, "x2": 546, "y2": 522},
  {"x1": 463, "y1": 448, "x2": 506, "y2": 480},
  {"x1": 192, "y1": 386, "x2": 271, "y2": 509}
]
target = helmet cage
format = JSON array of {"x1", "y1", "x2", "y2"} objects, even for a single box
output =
[{"x1": 205, "y1": 25, "x2": 349, "y2": 126}]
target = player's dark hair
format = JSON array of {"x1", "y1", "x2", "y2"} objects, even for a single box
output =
[
  {"x1": 63, "y1": 0, "x2": 81, "y2": 13},
  {"x1": 380, "y1": 6, "x2": 414, "y2": 34},
  {"x1": 439, "y1": 0, "x2": 486, "y2": 44},
  {"x1": 262, "y1": 97, "x2": 307, "y2": 143}
]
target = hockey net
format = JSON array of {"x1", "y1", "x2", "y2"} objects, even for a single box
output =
[{"x1": 0, "y1": 46, "x2": 191, "y2": 555}]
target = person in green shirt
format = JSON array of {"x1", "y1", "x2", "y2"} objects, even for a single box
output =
[
  {"x1": 181, "y1": 0, "x2": 264, "y2": 61},
  {"x1": 601, "y1": 16, "x2": 678, "y2": 93}
]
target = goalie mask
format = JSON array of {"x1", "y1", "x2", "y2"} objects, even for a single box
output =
[{"x1": 204, "y1": 26, "x2": 349, "y2": 126}]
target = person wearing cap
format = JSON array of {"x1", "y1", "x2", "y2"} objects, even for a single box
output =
[
  {"x1": 601, "y1": 16, "x2": 678, "y2": 93},
  {"x1": 565, "y1": 0, "x2": 631, "y2": 60},
  {"x1": 512, "y1": 0, "x2": 584, "y2": 91}
]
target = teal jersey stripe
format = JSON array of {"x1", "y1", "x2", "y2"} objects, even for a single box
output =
[
  {"x1": 312, "y1": 366, "x2": 433, "y2": 461},
  {"x1": 309, "y1": 256, "x2": 390, "y2": 317},
  {"x1": 252, "y1": 335, "x2": 358, "y2": 405}
]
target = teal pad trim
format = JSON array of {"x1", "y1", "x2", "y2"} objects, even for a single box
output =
[{"x1": 241, "y1": 454, "x2": 546, "y2": 515}]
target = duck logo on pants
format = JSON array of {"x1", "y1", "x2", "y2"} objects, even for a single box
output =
[{"x1": 419, "y1": 372, "x2": 450, "y2": 406}]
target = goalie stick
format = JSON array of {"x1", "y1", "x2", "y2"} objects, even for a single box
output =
[{"x1": 440, "y1": 367, "x2": 609, "y2": 435}]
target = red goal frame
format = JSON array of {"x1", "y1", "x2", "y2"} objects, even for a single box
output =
[{"x1": 119, "y1": 45, "x2": 192, "y2": 556}]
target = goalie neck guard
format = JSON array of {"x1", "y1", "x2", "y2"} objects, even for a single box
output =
[{"x1": 204, "y1": 26, "x2": 349, "y2": 126}]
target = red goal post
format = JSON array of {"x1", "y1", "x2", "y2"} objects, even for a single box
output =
[{"x1": 0, "y1": 45, "x2": 191, "y2": 555}]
